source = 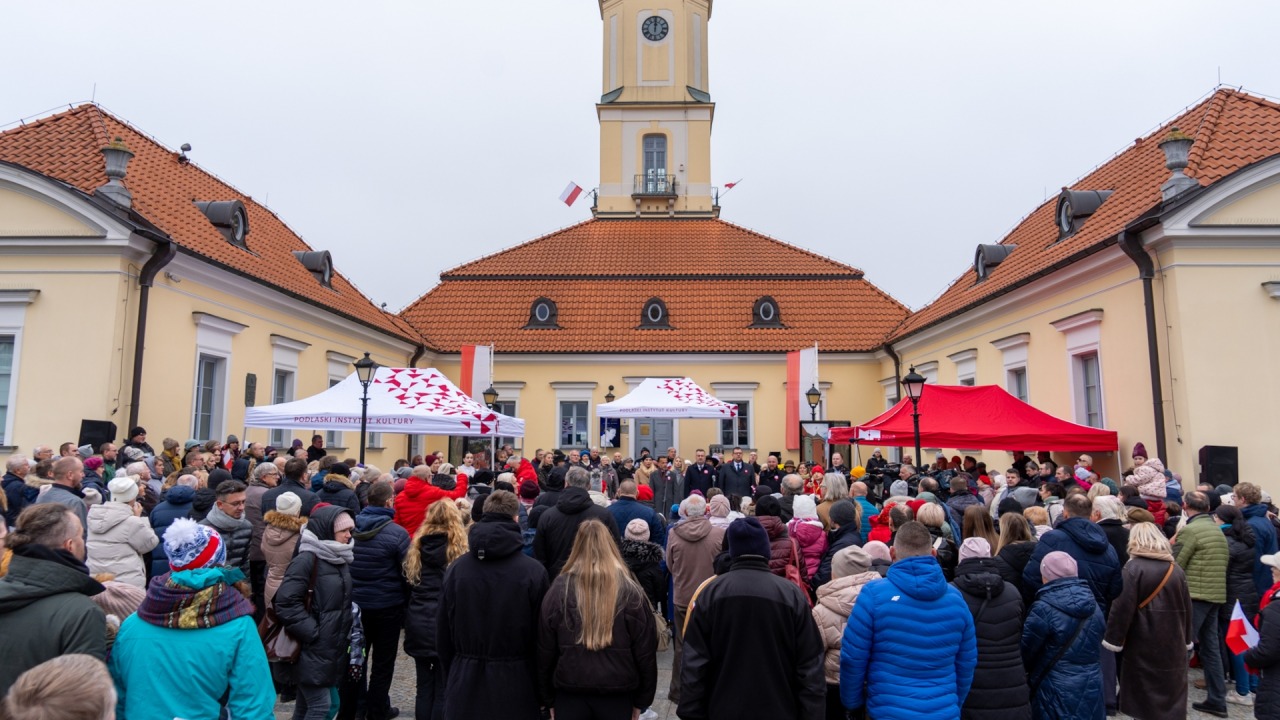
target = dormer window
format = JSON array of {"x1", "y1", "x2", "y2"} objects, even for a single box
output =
[
  {"x1": 638, "y1": 297, "x2": 672, "y2": 329},
  {"x1": 1055, "y1": 189, "x2": 1113, "y2": 239},
  {"x1": 292, "y1": 250, "x2": 334, "y2": 289},
  {"x1": 750, "y1": 296, "x2": 784, "y2": 328},
  {"x1": 524, "y1": 297, "x2": 560, "y2": 329},
  {"x1": 974, "y1": 244, "x2": 1016, "y2": 282},
  {"x1": 194, "y1": 200, "x2": 250, "y2": 250}
]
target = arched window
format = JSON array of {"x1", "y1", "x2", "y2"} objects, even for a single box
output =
[
  {"x1": 638, "y1": 297, "x2": 672, "y2": 329},
  {"x1": 750, "y1": 296, "x2": 784, "y2": 328},
  {"x1": 523, "y1": 297, "x2": 560, "y2": 329}
]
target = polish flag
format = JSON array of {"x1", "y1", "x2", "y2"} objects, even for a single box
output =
[
  {"x1": 785, "y1": 344, "x2": 819, "y2": 450},
  {"x1": 459, "y1": 344, "x2": 493, "y2": 402},
  {"x1": 559, "y1": 182, "x2": 584, "y2": 206},
  {"x1": 1227, "y1": 600, "x2": 1260, "y2": 654}
]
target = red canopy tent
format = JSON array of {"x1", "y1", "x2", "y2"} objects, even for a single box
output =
[{"x1": 828, "y1": 384, "x2": 1118, "y2": 451}]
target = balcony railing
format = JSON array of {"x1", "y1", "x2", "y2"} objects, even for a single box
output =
[{"x1": 633, "y1": 174, "x2": 678, "y2": 196}]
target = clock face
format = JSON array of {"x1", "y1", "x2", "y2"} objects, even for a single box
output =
[{"x1": 642, "y1": 15, "x2": 669, "y2": 41}]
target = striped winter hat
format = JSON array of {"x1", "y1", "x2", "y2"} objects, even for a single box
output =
[{"x1": 163, "y1": 518, "x2": 226, "y2": 571}]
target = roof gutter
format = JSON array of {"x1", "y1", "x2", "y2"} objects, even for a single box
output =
[
  {"x1": 1118, "y1": 219, "x2": 1167, "y2": 463},
  {"x1": 128, "y1": 228, "x2": 177, "y2": 431}
]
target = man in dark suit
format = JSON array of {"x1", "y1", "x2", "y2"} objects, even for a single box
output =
[
  {"x1": 684, "y1": 449, "x2": 716, "y2": 498},
  {"x1": 717, "y1": 447, "x2": 754, "y2": 498}
]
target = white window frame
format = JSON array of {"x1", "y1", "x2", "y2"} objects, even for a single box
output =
[
  {"x1": 1051, "y1": 310, "x2": 1106, "y2": 428},
  {"x1": 914, "y1": 361, "x2": 939, "y2": 386},
  {"x1": 552, "y1": 381, "x2": 597, "y2": 451},
  {"x1": 991, "y1": 333, "x2": 1031, "y2": 402},
  {"x1": 948, "y1": 348, "x2": 978, "y2": 386},
  {"x1": 325, "y1": 351, "x2": 355, "y2": 450},
  {"x1": 269, "y1": 335, "x2": 308, "y2": 448},
  {"x1": 711, "y1": 382, "x2": 759, "y2": 450},
  {"x1": 0, "y1": 290, "x2": 37, "y2": 448},
  {"x1": 191, "y1": 313, "x2": 246, "y2": 443},
  {"x1": 491, "y1": 381, "x2": 526, "y2": 451},
  {"x1": 193, "y1": 354, "x2": 227, "y2": 444}
]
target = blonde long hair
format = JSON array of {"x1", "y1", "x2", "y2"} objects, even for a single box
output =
[
  {"x1": 559, "y1": 520, "x2": 642, "y2": 651},
  {"x1": 403, "y1": 500, "x2": 469, "y2": 585}
]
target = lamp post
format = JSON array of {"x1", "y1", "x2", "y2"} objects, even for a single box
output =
[
  {"x1": 353, "y1": 352, "x2": 378, "y2": 465},
  {"x1": 482, "y1": 384, "x2": 499, "y2": 464},
  {"x1": 901, "y1": 366, "x2": 926, "y2": 469},
  {"x1": 805, "y1": 384, "x2": 822, "y2": 421},
  {"x1": 605, "y1": 385, "x2": 616, "y2": 403}
]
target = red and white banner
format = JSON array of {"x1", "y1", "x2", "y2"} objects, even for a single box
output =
[
  {"x1": 786, "y1": 344, "x2": 819, "y2": 450},
  {"x1": 1227, "y1": 600, "x2": 1260, "y2": 654},
  {"x1": 459, "y1": 344, "x2": 493, "y2": 402},
  {"x1": 559, "y1": 182, "x2": 584, "y2": 206}
]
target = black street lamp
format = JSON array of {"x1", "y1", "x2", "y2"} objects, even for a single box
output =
[
  {"x1": 482, "y1": 384, "x2": 499, "y2": 409},
  {"x1": 605, "y1": 384, "x2": 616, "y2": 404},
  {"x1": 481, "y1": 384, "x2": 499, "y2": 462},
  {"x1": 805, "y1": 384, "x2": 822, "y2": 421},
  {"x1": 353, "y1": 352, "x2": 379, "y2": 465},
  {"x1": 901, "y1": 365, "x2": 926, "y2": 469}
]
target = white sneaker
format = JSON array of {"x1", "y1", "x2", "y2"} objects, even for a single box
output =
[
  {"x1": 638, "y1": 710, "x2": 659, "y2": 720},
  {"x1": 1227, "y1": 692, "x2": 1254, "y2": 706}
]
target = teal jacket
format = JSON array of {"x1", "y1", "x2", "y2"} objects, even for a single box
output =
[{"x1": 109, "y1": 571, "x2": 275, "y2": 720}]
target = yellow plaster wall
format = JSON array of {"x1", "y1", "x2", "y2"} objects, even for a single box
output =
[
  {"x1": 0, "y1": 186, "x2": 102, "y2": 237},
  {"x1": 1200, "y1": 181, "x2": 1280, "y2": 225}
]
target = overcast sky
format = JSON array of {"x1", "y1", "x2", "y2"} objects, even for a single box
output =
[{"x1": 7, "y1": 1, "x2": 1280, "y2": 312}]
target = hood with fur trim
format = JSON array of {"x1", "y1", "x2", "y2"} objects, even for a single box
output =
[{"x1": 263, "y1": 510, "x2": 307, "y2": 533}]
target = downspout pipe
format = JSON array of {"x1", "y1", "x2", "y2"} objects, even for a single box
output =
[
  {"x1": 128, "y1": 232, "x2": 177, "y2": 431},
  {"x1": 883, "y1": 342, "x2": 902, "y2": 398},
  {"x1": 1118, "y1": 226, "x2": 1168, "y2": 463}
]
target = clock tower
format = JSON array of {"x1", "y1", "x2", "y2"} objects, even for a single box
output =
[{"x1": 594, "y1": 0, "x2": 716, "y2": 218}]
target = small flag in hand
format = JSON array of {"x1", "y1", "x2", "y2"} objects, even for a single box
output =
[
  {"x1": 724, "y1": 182, "x2": 737, "y2": 189},
  {"x1": 1227, "y1": 600, "x2": 1260, "y2": 654},
  {"x1": 559, "y1": 182, "x2": 584, "y2": 206}
]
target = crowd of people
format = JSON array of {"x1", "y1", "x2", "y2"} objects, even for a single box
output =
[{"x1": 2, "y1": 431, "x2": 1280, "y2": 720}]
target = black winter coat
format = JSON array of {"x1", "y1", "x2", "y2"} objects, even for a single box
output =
[
  {"x1": 810, "y1": 522, "x2": 863, "y2": 590},
  {"x1": 315, "y1": 477, "x2": 361, "y2": 515},
  {"x1": 1097, "y1": 519, "x2": 1129, "y2": 569},
  {"x1": 148, "y1": 486, "x2": 194, "y2": 576},
  {"x1": 403, "y1": 534, "x2": 448, "y2": 659},
  {"x1": 439, "y1": 514, "x2": 550, "y2": 720},
  {"x1": 536, "y1": 575, "x2": 658, "y2": 708},
  {"x1": 262, "y1": 478, "x2": 319, "y2": 517},
  {"x1": 953, "y1": 558, "x2": 1032, "y2": 720},
  {"x1": 274, "y1": 547, "x2": 354, "y2": 687},
  {"x1": 678, "y1": 555, "x2": 825, "y2": 720},
  {"x1": 533, "y1": 487, "x2": 619, "y2": 579},
  {"x1": 529, "y1": 470, "x2": 566, "y2": 529},
  {"x1": 350, "y1": 506, "x2": 410, "y2": 610},
  {"x1": 995, "y1": 541, "x2": 1038, "y2": 609},
  {"x1": 620, "y1": 539, "x2": 665, "y2": 608},
  {"x1": 929, "y1": 525, "x2": 958, "y2": 581},
  {"x1": 1222, "y1": 524, "x2": 1260, "y2": 622},
  {"x1": 1244, "y1": 592, "x2": 1280, "y2": 720}
]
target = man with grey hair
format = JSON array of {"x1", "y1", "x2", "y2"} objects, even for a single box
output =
[
  {"x1": 532, "y1": 465, "x2": 618, "y2": 579},
  {"x1": 665, "y1": 494, "x2": 726, "y2": 704},
  {"x1": 31, "y1": 445, "x2": 53, "y2": 463},
  {"x1": 245, "y1": 460, "x2": 281, "y2": 620},
  {"x1": 33, "y1": 457, "x2": 87, "y2": 538},
  {"x1": 780, "y1": 473, "x2": 805, "y2": 522},
  {"x1": 3, "y1": 454, "x2": 32, "y2": 527}
]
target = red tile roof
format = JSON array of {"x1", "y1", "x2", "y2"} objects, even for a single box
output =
[
  {"x1": 403, "y1": 219, "x2": 908, "y2": 352},
  {"x1": 893, "y1": 89, "x2": 1280, "y2": 340},
  {"x1": 0, "y1": 104, "x2": 419, "y2": 344}
]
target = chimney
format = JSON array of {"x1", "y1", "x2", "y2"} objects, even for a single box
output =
[
  {"x1": 1158, "y1": 127, "x2": 1198, "y2": 202},
  {"x1": 97, "y1": 137, "x2": 135, "y2": 208}
]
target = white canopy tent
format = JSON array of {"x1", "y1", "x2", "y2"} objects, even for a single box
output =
[
  {"x1": 597, "y1": 377, "x2": 738, "y2": 419},
  {"x1": 244, "y1": 367, "x2": 524, "y2": 437}
]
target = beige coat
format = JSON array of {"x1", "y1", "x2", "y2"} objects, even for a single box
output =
[
  {"x1": 261, "y1": 511, "x2": 306, "y2": 607},
  {"x1": 811, "y1": 571, "x2": 881, "y2": 684},
  {"x1": 86, "y1": 501, "x2": 158, "y2": 588}
]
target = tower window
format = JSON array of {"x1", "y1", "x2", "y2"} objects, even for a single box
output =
[
  {"x1": 524, "y1": 297, "x2": 560, "y2": 329},
  {"x1": 750, "y1": 296, "x2": 784, "y2": 328},
  {"x1": 638, "y1": 297, "x2": 672, "y2": 329},
  {"x1": 643, "y1": 135, "x2": 667, "y2": 183}
]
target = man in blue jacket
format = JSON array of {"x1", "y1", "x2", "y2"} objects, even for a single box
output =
[
  {"x1": 606, "y1": 480, "x2": 665, "y2": 546},
  {"x1": 840, "y1": 521, "x2": 977, "y2": 720},
  {"x1": 1023, "y1": 494, "x2": 1122, "y2": 611},
  {"x1": 1235, "y1": 482, "x2": 1279, "y2": 597},
  {"x1": 350, "y1": 480, "x2": 411, "y2": 720}
]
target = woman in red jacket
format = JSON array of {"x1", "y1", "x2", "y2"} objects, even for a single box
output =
[{"x1": 393, "y1": 468, "x2": 469, "y2": 533}]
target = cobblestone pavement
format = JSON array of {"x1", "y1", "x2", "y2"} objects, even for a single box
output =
[{"x1": 274, "y1": 644, "x2": 1247, "y2": 720}]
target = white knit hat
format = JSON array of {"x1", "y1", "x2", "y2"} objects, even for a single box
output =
[
  {"x1": 792, "y1": 494, "x2": 819, "y2": 521},
  {"x1": 276, "y1": 491, "x2": 302, "y2": 517},
  {"x1": 109, "y1": 476, "x2": 139, "y2": 503}
]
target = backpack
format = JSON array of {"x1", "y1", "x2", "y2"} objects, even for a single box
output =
[{"x1": 522, "y1": 526, "x2": 537, "y2": 557}]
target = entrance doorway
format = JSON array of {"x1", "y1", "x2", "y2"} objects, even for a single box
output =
[{"x1": 633, "y1": 418, "x2": 673, "y2": 459}]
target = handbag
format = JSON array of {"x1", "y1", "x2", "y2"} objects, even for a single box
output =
[
  {"x1": 259, "y1": 557, "x2": 318, "y2": 663},
  {"x1": 785, "y1": 538, "x2": 813, "y2": 607},
  {"x1": 652, "y1": 602, "x2": 671, "y2": 652},
  {"x1": 1029, "y1": 618, "x2": 1086, "y2": 692}
]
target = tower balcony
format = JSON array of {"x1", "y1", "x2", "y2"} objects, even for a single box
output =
[{"x1": 632, "y1": 174, "x2": 678, "y2": 197}]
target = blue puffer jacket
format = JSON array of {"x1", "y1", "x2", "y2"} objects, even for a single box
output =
[
  {"x1": 1021, "y1": 578, "x2": 1105, "y2": 720},
  {"x1": 1023, "y1": 518, "x2": 1122, "y2": 613},
  {"x1": 148, "y1": 486, "x2": 195, "y2": 576},
  {"x1": 351, "y1": 506, "x2": 411, "y2": 610},
  {"x1": 855, "y1": 496, "x2": 878, "y2": 540},
  {"x1": 840, "y1": 555, "x2": 977, "y2": 719},
  {"x1": 606, "y1": 497, "x2": 666, "y2": 546},
  {"x1": 1242, "y1": 504, "x2": 1279, "y2": 597}
]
